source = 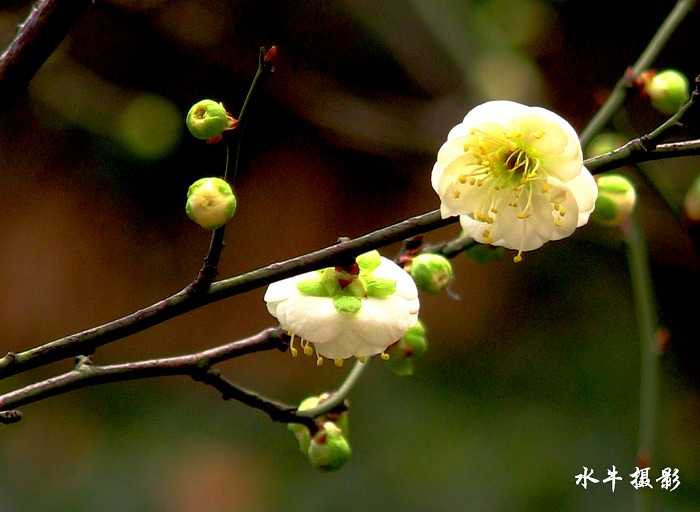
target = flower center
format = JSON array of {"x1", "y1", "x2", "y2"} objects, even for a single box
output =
[{"x1": 453, "y1": 126, "x2": 567, "y2": 258}]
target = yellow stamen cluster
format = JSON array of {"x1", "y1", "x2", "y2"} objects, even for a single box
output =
[
  {"x1": 451, "y1": 126, "x2": 567, "y2": 261},
  {"x1": 288, "y1": 333, "x2": 389, "y2": 367}
]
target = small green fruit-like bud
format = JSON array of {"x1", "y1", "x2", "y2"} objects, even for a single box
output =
[
  {"x1": 592, "y1": 174, "x2": 637, "y2": 227},
  {"x1": 643, "y1": 69, "x2": 690, "y2": 115},
  {"x1": 186, "y1": 99, "x2": 235, "y2": 140},
  {"x1": 684, "y1": 174, "x2": 700, "y2": 222},
  {"x1": 307, "y1": 422, "x2": 351, "y2": 471},
  {"x1": 186, "y1": 177, "x2": 237, "y2": 230},
  {"x1": 288, "y1": 394, "x2": 350, "y2": 456},
  {"x1": 409, "y1": 253, "x2": 453, "y2": 293},
  {"x1": 384, "y1": 320, "x2": 427, "y2": 376}
]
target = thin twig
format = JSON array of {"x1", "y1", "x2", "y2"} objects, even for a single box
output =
[
  {"x1": 0, "y1": 210, "x2": 458, "y2": 380},
  {"x1": 578, "y1": 0, "x2": 696, "y2": 147},
  {"x1": 624, "y1": 215, "x2": 662, "y2": 512},
  {"x1": 0, "y1": 0, "x2": 93, "y2": 117},
  {"x1": 1, "y1": 129, "x2": 697, "y2": 381},
  {"x1": 188, "y1": 47, "x2": 276, "y2": 295},
  {"x1": 0, "y1": 326, "x2": 322, "y2": 430}
]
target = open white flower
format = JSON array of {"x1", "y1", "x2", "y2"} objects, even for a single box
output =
[
  {"x1": 264, "y1": 251, "x2": 419, "y2": 365},
  {"x1": 431, "y1": 100, "x2": 598, "y2": 262}
]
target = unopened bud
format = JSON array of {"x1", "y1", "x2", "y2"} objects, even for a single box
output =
[
  {"x1": 186, "y1": 99, "x2": 237, "y2": 140},
  {"x1": 288, "y1": 393, "x2": 349, "y2": 455},
  {"x1": 384, "y1": 321, "x2": 427, "y2": 376},
  {"x1": 641, "y1": 69, "x2": 690, "y2": 115},
  {"x1": 684, "y1": 174, "x2": 700, "y2": 222},
  {"x1": 307, "y1": 422, "x2": 351, "y2": 471},
  {"x1": 409, "y1": 253, "x2": 453, "y2": 293},
  {"x1": 185, "y1": 177, "x2": 237, "y2": 230},
  {"x1": 592, "y1": 174, "x2": 637, "y2": 227}
]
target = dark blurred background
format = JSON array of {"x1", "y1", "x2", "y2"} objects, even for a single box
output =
[{"x1": 0, "y1": 1, "x2": 698, "y2": 511}]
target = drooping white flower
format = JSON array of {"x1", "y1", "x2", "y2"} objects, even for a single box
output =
[
  {"x1": 431, "y1": 100, "x2": 598, "y2": 262},
  {"x1": 264, "y1": 251, "x2": 419, "y2": 365}
]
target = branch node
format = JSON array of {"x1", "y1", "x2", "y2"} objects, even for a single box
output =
[
  {"x1": 0, "y1": 410, "x2": 23, "y2": 425},
  {"x1": 74, "y1": 355, "x2": 93, "y2": 369}
]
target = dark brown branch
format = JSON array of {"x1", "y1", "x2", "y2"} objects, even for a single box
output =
[
  {"x1": 0, "y1": 0, "x2": 93, "y2": 117},
  {"x1": 0, "y1": 210, "x2": 458, "y2": 380},
  {"x1": 0, "y1": 326, "x2": 318, "y2": 430},
  {"x1": 584, "y1": 139, "x2": 700, "y2": 174},
  {"x1": 2, "y1": 129, "x2": 700, "y2": 380}
]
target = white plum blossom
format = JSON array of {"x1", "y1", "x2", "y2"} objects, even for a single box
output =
[
  {"x1": 264, "y1": 251, "x2": 419, "y2": 365},
  {"x1": 431, "y1": 100, "x2": 598, "y2": 262}
]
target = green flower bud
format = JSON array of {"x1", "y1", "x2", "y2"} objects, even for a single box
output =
[
  {"x1": 383, "y1": 320, "x2": 427, "y2": 376},
  {"x1": 592, "y1": 174, "x2": 637, "y2": 227},
  {"x1": 684, "y1": 174, "x2": 700, "y2": 222},
  {"x1": 288, "y1": 395, "x2": 322, "y2": 454},
  {"x1": 288, "y1": 394, "x2": 350, "y2": 456},
  {"x1": 307, "y1": 422, "x2": 352, "y2": 471},
  {"x1": 185, "y1": 177, "x2": 237, "y2": 230},
  {"x1": 409, "y1": 253, "x2": 453, "y2": 293},
  {"x1": 463, "y1": 243, "x2": 507, "y2": 264},
  {"x1": 186, "y1": 99, "x2": 236, "y2": 140},
  {"x1": 642, "y1": 69, "x2": 690, "y2": 115}
]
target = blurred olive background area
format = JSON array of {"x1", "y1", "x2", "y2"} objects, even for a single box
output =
[{"x1": 1, "y1": 0, "x2": 699, "y2": 510}]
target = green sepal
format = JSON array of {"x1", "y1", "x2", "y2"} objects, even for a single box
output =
[
  {"x1": 363, "y1": 275, "x2": 396, "y2": 297},
  {"x1": 297, "y1": 275, "x2": 330, "y2": 297},
  {"x1": 333, "y1": 295, "x2": 362, "y2": 314},
  {"x1": 356, "y1": 250, "x2": 381, "y2": 274},
  {"x1": 296, "y1": 269, "x2": 341, "y2": 297}
]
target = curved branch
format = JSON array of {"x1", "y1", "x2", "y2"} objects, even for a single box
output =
[
  {"x1": 0, "y1": 210, "x2": 458, "y2": 379},
  {"x1": 578, "y1": 0, "x2": 696, "y2": 146},
  {"x1": 0, "y1": 0, "x2": 93, "y2": 117},
  {"x1": 0, "y1": 326, "x2": 321, "y2": 430},
  {"x1": 2, "y1": 131, "x2": 699, "y2": 381}
]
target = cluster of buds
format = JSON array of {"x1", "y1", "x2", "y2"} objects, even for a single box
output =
[
  {"x1": 288, "y1": 394, "x2": 351, "y2": 471},
  {"x1": 184, "y1": 99, "x2": 240, "y2": 231}
]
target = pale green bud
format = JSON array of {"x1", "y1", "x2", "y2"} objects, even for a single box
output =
[
  {"x1": 409, "y1": 253, "x2": 453, "y2": 293},
  {"x1": 186, "y1": 99, "x2": 236, "y2": 140},
  {"x1": 684, "y1": 174, "x2": 700, "y2": 222},
  {"x1": 383, "y1": 320, "x2": 427, "y2": 376},
  {"x1": 307, "y1": 422, "x2": 352, "y2": 471},
  {"x1": 592, "y1": 174, "x2": 637, "y2": 227},
  {"x1": 288, "y1": 394, "x2": 350, "y2": 456},
  {"x1": 643, "y1": 69, "x2": 690, "y2": 115},
  {"x1": 185, "y1": 177, "x2": 237, "y2": 230}
]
